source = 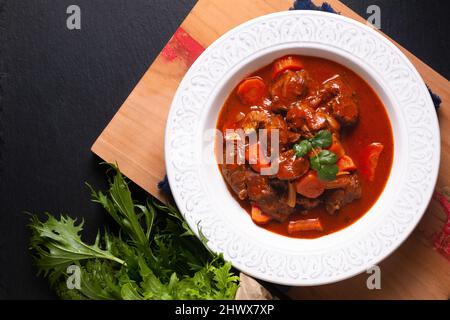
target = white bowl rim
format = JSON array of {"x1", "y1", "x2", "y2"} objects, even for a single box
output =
[{"x1": 165, "y1": 10, "x2": 440, "y2": 286}]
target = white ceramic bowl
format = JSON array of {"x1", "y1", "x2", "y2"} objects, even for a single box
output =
[{"x1": 165, "y1": 11, "x2": 440, "y2": 285}]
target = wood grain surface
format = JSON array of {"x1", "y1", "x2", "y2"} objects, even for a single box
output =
[{"x1": 91, "y1": 0, "x2": 450, "y2": 299}]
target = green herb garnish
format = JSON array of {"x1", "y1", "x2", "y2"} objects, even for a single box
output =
[
  {"x1": 28, "y1": 164, "x2": 239, "y2": 300},
  {"x1": 310, "y1": 150, "x2": 339, "y2": 181},
  {"x1": 293, "y1": 130, "x2": 338, "y2": 181},
  {"x1": 310, "y1": 150, "x2": 337, "y2": 169},
  {"x1": 310, "y1": 130, "x2": 333, "y2": 148},
  {"x1": 293, "y1": 130, "x2": 332, "y2": 158},
  {"x1": 293, "y1": 140, "x2": 312, "y2": 157}
]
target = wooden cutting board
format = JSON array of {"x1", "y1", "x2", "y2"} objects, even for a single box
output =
[{"x1": 91, "y1": 0, "x2": 450, "y2": 299}]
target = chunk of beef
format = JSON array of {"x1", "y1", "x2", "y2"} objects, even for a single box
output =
[
  {"x1": 287, "y1": 131, "x2": 301, "y2": 143},
  {"x1": 270, "y1": 103, "x2": 289, "y2": 114},
  {"x1": 323, "y1": 174, "x2": 356, "y2": 190},
  {"x1": 268, "y1": 178, "x2": 288, "y2": 194},
  {"x1": 286, "y1": 102, "x2": 308, "y2": 130},
  {"x1": 241, "y1": 111, "x2": 289, "y2": 145},
  {"x1": 276, "y1": 150, "x2": 309, "y2": 180},
  {"x1": 286, "y1": 102, "x2": 327, "y2": 133},
  {"x1": 296, "y1": 196, "x2": 321, "y2": 210},
  {"x1": 221, "y1": 163, "x2": 248, "y2": 200},
  {"x1": 314, "y1": 75, "x2": 359, "y2": 126},
  {"x1": 246, "y1": 171, "x2": 295, "y2": 221},
  {"x1": 241, "y1": 110, "x2": 271, "y2": 134},
  {"x1": 266, "y1": 114, "x2": 289, "y2": 145},
  {"x1": 221, "y1": 140, "x2": 247, "y2": 200},
  {"x1": 324, "y1": 173, "x2": 362, "y2": 214},
  {"x1": 270, "y1": 69, "x2": 310, "y2": 103}
]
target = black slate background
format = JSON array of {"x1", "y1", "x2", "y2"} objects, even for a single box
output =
[{"x1": 1, "y1": 0, "x2": 449, "y2": 299}]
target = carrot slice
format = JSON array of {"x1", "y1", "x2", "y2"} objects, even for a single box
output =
[
  {"x1": 288, "y1": 218, "x2": 323, "y2": 234},
  {"x1": 295, "y1": 171, "x2": 325, "y2": 199},
  {"x1": 272, "y1": 55, "x2": 304, "y2": 79},
  {"x1": 337, "y1": 155, "x2": 357, "y2": 172},
  {"x1": 327, "y1": 134, "x2": 346, "y2": 159},
  {"x1": 236, "y1": 76, "x2": 266, "y2": 105},
  {"x1": 251, "y1": 205, "x2": 272, "y2": 225},
  {"x1": 245, "y1": 142, "x2": 271, "y2": 172},
  {"x1": 360, "y1": 142, "x2": 384, "y2": 181}
]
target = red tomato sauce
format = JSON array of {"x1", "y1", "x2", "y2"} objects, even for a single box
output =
[{"x1": 216, "y1": 55, "x2": 394, "y2": 238}]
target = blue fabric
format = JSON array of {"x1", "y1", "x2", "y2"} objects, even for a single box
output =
[
  {"x1": 427, "y1": 86, "x2": 442, "y2": 110},
  {"x1": 291, "y1": 0, "x2": 337, "y2": 13},
  {"x1": 157, "y1": 175, "x2": 172, "y2": 197}
]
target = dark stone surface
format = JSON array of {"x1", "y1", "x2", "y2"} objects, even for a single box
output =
[{"x1": 1, "y1": 0, "x2": 448, "y2": 299}]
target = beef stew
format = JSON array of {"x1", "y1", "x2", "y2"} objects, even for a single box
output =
[{"x1": 216, "y1": 55, "x2": 394, "y2": 239}]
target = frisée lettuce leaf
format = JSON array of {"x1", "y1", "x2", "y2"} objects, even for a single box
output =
[{"x1": 28, "y1": 164, "x2": 239, "y2": 300}]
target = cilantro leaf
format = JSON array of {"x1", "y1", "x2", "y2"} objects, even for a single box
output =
[
  {"x1": 310, "y1": 130, "x2": 332, "y2": 148},
  {"x1": 293, "y1": 140, "x2": 312, "y2": 157},
  {"x1": 315, "y1": 150, "x2": 337, "y2": 164},
  {"x1": 293, "y1": 130, "x2": 332, "y2": 159},
  {"x1": 310, "y1": 150, "x2": 339, "y2": 181},
  {"x1": 317, "y1": 164, "x2": 339, "y2": 181}
]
